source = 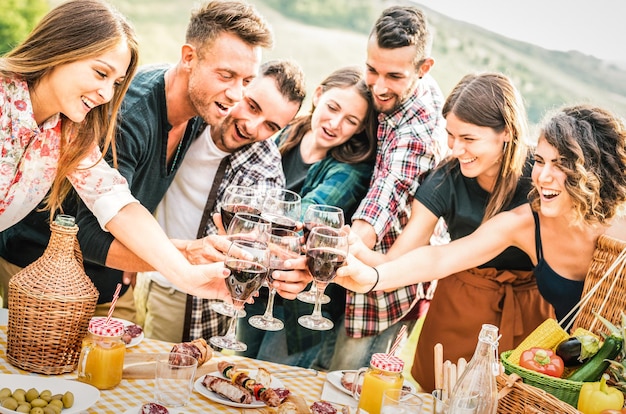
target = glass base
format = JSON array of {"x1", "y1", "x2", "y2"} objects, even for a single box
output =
[
  {"x1": 298, "y1": 314, "x2": 334, "y2": 331},
  {"x1": 248, "y1": 315, "x2": 284, "y2": 331},
  {"x1": 209, "y1": 335, "x2": 247, "y2": 352},
  {"x1": 210, "y1": 301, "x2": 246, "y2": 317},
  {"x1": 296, "y1": 289, "x2": 330, "y2": 304}
]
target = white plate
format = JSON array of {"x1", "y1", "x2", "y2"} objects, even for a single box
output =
[
  {"x1": 325, "y1": 370, "x2": 417, "y2": 397},
  {"x1": 0, "y1": 374, "x2": 100, "y2": 414},
  {"x1": 91, "y1": 317, "x2": 144, "y2": 348},
  {"x1": 194, "y1": 370, "x2": 284, "y2": 409},
  {"x1": 122, "y1": 406, "x2": 191, "y2": 414}
]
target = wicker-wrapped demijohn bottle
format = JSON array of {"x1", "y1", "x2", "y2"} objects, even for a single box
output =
[{"x1": 7, "y1": 214, "x2": 99, "y2": 374}]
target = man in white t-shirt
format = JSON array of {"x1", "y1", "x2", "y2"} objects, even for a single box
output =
[{"x1": 138, "y1": 60, "x2": 306, "y2": 342}]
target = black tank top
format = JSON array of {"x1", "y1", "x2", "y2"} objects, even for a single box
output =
[{"x1": 533, "y1": 212, "x2": 585, "y2": 327}]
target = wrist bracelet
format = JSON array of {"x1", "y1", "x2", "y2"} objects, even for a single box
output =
[{"x1": 366, "y1": 266, "x2": 380, "y2": 293}]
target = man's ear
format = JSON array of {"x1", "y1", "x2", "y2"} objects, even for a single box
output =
[
  {"x1": 180, "y1": 44, "x2": 196, "y2": 71},
  {"x1": 417, "y1": 57, "x2": 435, "y2": 79}
]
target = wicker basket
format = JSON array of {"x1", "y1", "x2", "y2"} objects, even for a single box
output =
[
  {"x1": 7, "y1": 215, "x2": 99, "y2": 374},
  {"x1": 497, "y1": 373, "x2": 580, "y2": 413},
  {"x1": 571, "y1": 234, "x2": 626, "y2": 335}
]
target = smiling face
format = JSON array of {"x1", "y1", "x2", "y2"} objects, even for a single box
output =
[
  {"x1": 187, "y1": 32, "x2": 262, "y2": 127},
  {"x1": 310, "y1": 85, "x2": 368, "y2": 152},
  {"x1": 446, "y1": 113, "x2": 509, "y2": 192},
  {"x1": 532, "y1": 136, "x2": 573, "y2": 217},
  {"x1": 365, "y1": 35, "x2": 423, "y2": 114},
  {"x1": 212, "y1": 75, "x2": 300, "y2": 153},
  {"x1": 34, "y1": 41, "x2": 131, "y2": 124}
]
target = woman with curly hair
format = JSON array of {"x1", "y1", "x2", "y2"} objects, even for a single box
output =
[{"x1": 336, "y1": 103, "x2": 626, "y2": 386}]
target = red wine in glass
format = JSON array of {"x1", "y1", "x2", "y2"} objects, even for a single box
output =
[
  {"x1": 221, "y1": 204, "x2": 261, "y2": 230},
  {"x1": 262, "y1": 212, "x2": 297, "y2": 231},
  {"x1": 306, "y1": 247, "x2": 346, "y2": 283},
  {"x1": 225, "y1": 260, "x2": 267, "y2": 305}
]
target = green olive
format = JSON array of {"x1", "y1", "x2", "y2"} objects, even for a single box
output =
[
  {"x1": 49, "y1": 394, "x2": 63, "y2": 402},
  {"x1": 0, "y1": 388, "x2": 11, "y2": 399},
  {"x1": 25, "y1": 388, "x2": 39, "y2": 403},
  {"x1": 30, "y1": 398, "x2": 47, "y2": 408},
  {"x1": 30, "y1": 407, "x2": 45, "y2": 414},
  {"x1": 43, "y1": 406, "x2": 60, "y2": 414},
  {"x1": 12, "y1": 389, "x2": 26, "y2": 403},
  {"x1": 16, "y1": 403, "x2": 31, "y2": 413},
  {"x1": 48, "y1": 399, "x2": 63, "y2": 410},
  {"x1": 1, "y1": 396, "x2": 18, "y2": 410},
  {"x1": 39, "y1": 390, "x2": 52, "y2": 403},
  {"x1": 61, "y1": 391, "x2": 74, "y2": 408}
]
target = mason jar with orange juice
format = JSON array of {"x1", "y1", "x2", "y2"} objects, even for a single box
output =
[
  {"x1": 352, "y1": 353, "x2": 404, "y2": 414},
  {"x1": 77, "y1": 317, "x2": 126, "y2": 389}
]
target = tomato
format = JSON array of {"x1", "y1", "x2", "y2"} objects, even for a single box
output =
[{"x1": 519, "y1": 347, "x2": 565, "y2": 378}]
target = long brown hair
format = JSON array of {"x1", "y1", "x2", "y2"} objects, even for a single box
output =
[
  {"x1": 441, "y1": 72, "x2": 529, "y2": 222},
  {"x1": 0, "y1": 0, "x2": 139, "y2": 217},
  {"x1": 278, "y1": 66, "x2": 377, "y2": 164}
]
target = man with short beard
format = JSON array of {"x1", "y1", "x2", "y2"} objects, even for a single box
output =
[
  {"x1": 137, "y1": 60, "x2": 306, "y2": 343},
  {"x1": 326, "y1": 5, "x2": 447, "y2": 371}
]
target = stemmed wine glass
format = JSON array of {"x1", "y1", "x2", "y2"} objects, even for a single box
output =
[
  {"x1": 297, "y1": 205, "x2": 345, "y2": 304},
  {"x1": 209, "y1": 239, "x2": 269, "y2": 351},
  {"x1": 220, "y1": 185, "x2": 263, "y2": 230},
  {"x1": 211, "y1": 212, "x2": 271, "y2": 318},
  {"x1": 248, "y1": 228, "x2": 302, "y2": 331},
  {"x1": 298, "y1": 226, "x2": 348, "y2": 331},
  {"x1": 261, "y1": 188, "x2": 301, "y2": 231}
]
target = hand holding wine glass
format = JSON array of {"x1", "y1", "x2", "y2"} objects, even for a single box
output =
[
  {"x1": 248, "y1": 228, "x2": 302, "y2": 331},
  {"x1": 298, "y1": 226, "x2": 348, "y2": 331},
  {"x1": 210, "y1": 212, "x2": 271, "y2": 317},
  {"x1": 209, "y1": 239, "x2": 269, "y2": 351},
  {"x1": 298, "y1": 205, "x2": 345, "y2": 304}
]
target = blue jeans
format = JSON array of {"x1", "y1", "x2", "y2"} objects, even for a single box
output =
[{"x1": 327, "y1": 317, "x2": 417, "y2": 371}]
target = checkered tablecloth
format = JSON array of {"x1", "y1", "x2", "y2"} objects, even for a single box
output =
[{"x1": 0, "y1": 326, "x2": 326, "y2": 413}]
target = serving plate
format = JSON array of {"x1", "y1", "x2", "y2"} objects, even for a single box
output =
[
  {"x1": 122, "y1": 406, "x2": 190, "y2": 414},
  {"x1": 194, "y1": 370, "x2": 284, "y2": 409},
  {"x1": 0, "y1": 374, "x2": 100, "y2": 414}
]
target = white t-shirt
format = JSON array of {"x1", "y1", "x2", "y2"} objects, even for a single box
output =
[{"x1": 146, "y1": 126, "x2": 229, "y2": 289}]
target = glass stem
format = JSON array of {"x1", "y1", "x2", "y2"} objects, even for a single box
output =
[
  {"x1": 262, "y1": 288, "x2": 277, "y2": 320},
  {"x1": 309, "y1": 281, "x2": 318, "y2": 294},
  {"x1": 312, "y1": 282, "x2": 327, "y2": 320},
  {"x1": 224, "y1": 312, "x2": 239, "y2": 340}
]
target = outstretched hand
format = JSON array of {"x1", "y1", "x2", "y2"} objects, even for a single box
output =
[
  {"x1": 180, "y1": 262, "x2": 232, "y2": 300},
  {"x1": 272, "y1": 255, "x2": 312, "y2": 299},
  {"x1": 172, "y1": 234, "x2": 232, "y2": 264},
  {"x1": 334, "y1": 252, "x2": 379, "y2": 293}
]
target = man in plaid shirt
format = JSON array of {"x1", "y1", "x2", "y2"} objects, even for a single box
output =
[{"x1": 327, "y1": 5, "x2": 447, "y2": 370}]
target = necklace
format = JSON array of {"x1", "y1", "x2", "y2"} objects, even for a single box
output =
[{"x1": 169, "y1": 137, "x2": 184, "y2": 174}]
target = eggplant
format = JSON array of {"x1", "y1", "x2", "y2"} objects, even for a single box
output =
[{"x1": 556, "y1": 335, "x2": 600, "y2": 367}]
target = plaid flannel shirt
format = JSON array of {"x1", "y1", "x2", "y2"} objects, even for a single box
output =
[
  {"x1": 348, "y1": 75, "x2": 447, "y2": 337},
  {"x1": 187, "y1": 139, "x2": 285, "y2": 341}
]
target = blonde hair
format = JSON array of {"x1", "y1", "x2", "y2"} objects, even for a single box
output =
[{"x1": 0, "y1": 0, "x2": 139, "y2": 217}]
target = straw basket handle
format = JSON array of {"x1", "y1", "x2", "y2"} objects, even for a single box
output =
[{"x1": 560, "y1": 235, "x2": 626, "y2": 333}]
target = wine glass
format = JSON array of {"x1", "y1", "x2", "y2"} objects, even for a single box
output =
[
  {"x1": 298, "y1": 226, "x2": 348, "y2": 331},
  {"x1": 248, "y1": 228, "x2": 302, "y2": 331},
  {"x1": 297, "y1": 205, "x2": 345, "y2": 304},
  {"x1": 209, "y1": 239, "x2": 269, "y2": 351},
  {"x1": 211, "y1": 212, "x2": 271, "y2": 317},
  {"x1": 261, "y1": 188, "x2": 301, "y2": 231},
  {"x1": 220, "y1": 185, "x2": 263, "y2": 230}
]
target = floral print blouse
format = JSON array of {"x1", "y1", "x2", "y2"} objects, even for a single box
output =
[{"x1": 0, "y1": 75, "x2": 137, "y2": 231}]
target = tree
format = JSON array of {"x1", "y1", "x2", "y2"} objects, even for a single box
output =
[{"x1": 0, "y1": 0, "x2": 48, "y2": 55}]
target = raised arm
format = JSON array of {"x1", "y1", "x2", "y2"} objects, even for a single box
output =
[{"x1": 336, "y1": 205, "x2": 533, "y2": 293}]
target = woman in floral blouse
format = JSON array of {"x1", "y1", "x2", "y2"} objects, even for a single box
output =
[{"x1": 0, "y1": 0, "x2": 228, "y2": 298}]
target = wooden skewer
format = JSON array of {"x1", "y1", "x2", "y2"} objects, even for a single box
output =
[
  {"x1": 434, "y1": 343, "x2": 444, "y2": 396},
  {"x1": 448, "y1": 361, "x2": 457, "y2": 395},
  {"x1": 457, "y1": 357, "x2": 467, "y2": 381},
  {"x1": 442, "y1": 360, "x2": 451, "y2": 402}
]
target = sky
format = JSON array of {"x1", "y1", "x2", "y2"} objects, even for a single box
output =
[{"x1": 415, "y1": 0, "x2": 624, "y2": 63}]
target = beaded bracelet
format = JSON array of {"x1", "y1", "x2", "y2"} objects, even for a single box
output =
[{"x1": 366, "y1": 266, "x2": 380, "y2": 293}]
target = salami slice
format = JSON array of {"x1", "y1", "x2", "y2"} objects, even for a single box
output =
[{"x1": 140, "y1": 402, "x2": 169, "y2": 414}]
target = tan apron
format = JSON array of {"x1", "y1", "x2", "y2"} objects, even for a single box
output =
[{"x1": 410, "y1": 267, "x2": 554, "y2": 392}]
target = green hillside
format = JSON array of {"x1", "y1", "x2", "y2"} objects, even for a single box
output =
[{"x1": 50, "y1": 0, "x2": 626, "y2": 124}]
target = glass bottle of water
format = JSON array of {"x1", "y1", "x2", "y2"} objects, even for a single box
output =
[{"x1": 446, "y1": 324, "x2": 499, "y2": 414}]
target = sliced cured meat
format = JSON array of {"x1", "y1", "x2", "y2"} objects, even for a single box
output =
[
  {"x1": 140, "y1": 402, "x2": 169, "y2": 414},
  {"x1": 203, "y1": 375, "x2": 253, "y2": 404},
  {"x1": 311, "y1": 400, "x2": 337, "y2": 414},
  {"x1": 170, "y1": 338, "x2": 212, "y2": 366}
]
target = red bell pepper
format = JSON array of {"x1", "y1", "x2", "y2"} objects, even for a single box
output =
[{"x1": 519, "y1": 347, "x2": 565, "y2": 378}]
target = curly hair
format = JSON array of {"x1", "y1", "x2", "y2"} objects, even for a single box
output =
[{"x1": 529, "y1": 104, "x2": 626, "y2": 225}]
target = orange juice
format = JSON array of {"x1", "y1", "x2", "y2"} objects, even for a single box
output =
[
  {"x1": 356, "y1": 353, "x2": 405, "y2": 414},
  {"x1": 77, "y1": 318, "x2": 126, "y2": 390}
]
